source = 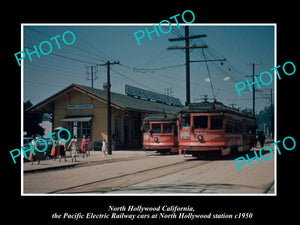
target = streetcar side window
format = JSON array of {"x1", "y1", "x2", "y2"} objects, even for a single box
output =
[
  {"x1": 163, "y1": 124, "x2": 172, "y2": 133},
  {"x1": 211, "y1": 116, "x2": 223, "y2": 130},
  {"x1": 193, "y1": 116, "x2": 208, "y2": 129},
  {"x1": 247, "y1": 122, "x2": 256, "y2": 134},
  {"x1": 174, "y1": 125, "x2": 178, "y2": 135},
  {"x1": 152, "y1": 123, "x2": 161, "y2": 133},
  {"x1": 233, "y1": 121, "x2": 242, "y2": 133},
  {"x1": 225, "y1": 122, "x2": 233, "y2": 133}
]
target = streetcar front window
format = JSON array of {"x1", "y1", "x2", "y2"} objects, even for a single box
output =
[
  {"x1": 152, "y1": 123, "x2": 161, "y2": 133},
  {"x1": 163, "y1": 124, "x2": 172, "y2": 133},
  {"x1": 211, "y1": 116, "x2": 223, "y2": 130},
  {"x1": 144, "y1": 123, "x2": 150, "y2": 132},
  {"x1": 181, "y1": 115, "x2": 190, "y2": 129},
  {"x1": 193, "y1": 116, "x2": 208, "y2": 129}
]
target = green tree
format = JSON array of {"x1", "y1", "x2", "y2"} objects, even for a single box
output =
[{"x1": 256, "y1": 105, "x2": 274, "y2": 137}]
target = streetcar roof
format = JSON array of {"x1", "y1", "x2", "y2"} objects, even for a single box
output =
[{"x1": 180, "y1": 101, "x2": 255, "y2": 120}]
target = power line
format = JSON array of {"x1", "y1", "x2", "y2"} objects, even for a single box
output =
[
  {"x1": 122, "y1": 63, "x2": 185, "y2": 72},
  {"x1": 24, "y1": 26, "x2": 108, "y2": 63},
  {"x1": 110, "y1": 68, "x2": 160, "y2": 93},
  {"x1": 24, "y1": 45, "x2": 98, "y2": 65}
]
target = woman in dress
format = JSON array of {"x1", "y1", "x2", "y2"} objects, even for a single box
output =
[
  {"x1": 57, "y1": 138, "x2": 67, "y2": 162},
  {"x1": 29, "y1": 135, "x2": 41, "y2": 165},
  {"x1": 67, "y1": 136, "x2": 78, "y2": 162},
  {"x1": 51, "y1": 136, "x2": 58, "y2": 161},
  {"x1": 102, "y1": 138, "x2": 108, "y2": 157},
  {"x1": 81, "y1": 135, "x2": 88, "y2": 158}
]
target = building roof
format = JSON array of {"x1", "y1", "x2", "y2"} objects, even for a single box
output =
[{"x1": 27, "y1": 83, "x2": 182, "y2": 114}]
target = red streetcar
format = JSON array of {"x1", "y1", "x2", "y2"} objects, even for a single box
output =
[
  {"x1": 142, "y1": 114, "x2": 179, "y2": 154},
  {"x1": 178, "y1": 101, "x2": 256, "y2": 157}
]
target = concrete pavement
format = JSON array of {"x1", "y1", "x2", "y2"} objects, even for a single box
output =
[{"x1": 23, "y1": 150, "x2": 148, "y2": 173}]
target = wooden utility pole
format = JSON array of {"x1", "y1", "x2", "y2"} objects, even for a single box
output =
[
  {"x1": 246, "y1": 62, "x2": 262, "y2": 116},
  {"x1": 168, "y1": 26, "x2": 207, "y2": 106},
  {"x1": 270, "y1": 89, "x2": 274, "y2": 138},
  {"x1": 168, "y1": 26, "x2": 226, "y2": 105},
  {"x1": 97, "y1": 61, "x2": 119, "y2": 155}
]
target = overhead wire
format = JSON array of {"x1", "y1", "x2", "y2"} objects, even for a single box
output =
[{"x1": 23, "y1": 25, "x2": 271, "y2": 111}]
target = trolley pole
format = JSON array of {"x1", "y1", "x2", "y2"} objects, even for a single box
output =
[{"x1": 98, "y1": 60, "x2": 120, "y2": 155}]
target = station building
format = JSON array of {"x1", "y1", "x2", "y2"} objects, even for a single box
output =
[{"x1": 27, "y1": 83, "x2": 182, "y2": 149}]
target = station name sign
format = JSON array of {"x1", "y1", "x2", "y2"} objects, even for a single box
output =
[
  {"x1": 125, "y1": 85, "x2": 182, "y2": 107},
  {"x1": 67, "y1": 104, "x2": 93, "y2": 109}
]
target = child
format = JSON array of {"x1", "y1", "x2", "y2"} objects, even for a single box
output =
[{"x1": 102, "y1": 139, "x2": 108, "y2": 157}]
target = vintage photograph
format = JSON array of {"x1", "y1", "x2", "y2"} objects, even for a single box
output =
[{"x1": 21, "y1": 24, "x2": 275, "y2": 195}]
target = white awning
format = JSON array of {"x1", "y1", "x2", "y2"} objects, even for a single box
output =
[{"x1": 61, "y1": 116, "x2": 93, "y2": 122}]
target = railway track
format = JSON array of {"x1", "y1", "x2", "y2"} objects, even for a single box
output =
[{"x1": 49, "y1": 159, "x2": 214, "y2": 194}]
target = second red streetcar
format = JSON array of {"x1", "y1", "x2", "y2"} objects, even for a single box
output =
[{"x1": 142, "y1": 114, "x2": 179, "y2": 154}]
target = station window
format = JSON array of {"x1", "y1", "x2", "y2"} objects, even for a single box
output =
[
  {"x1": 82, "y1": 121, "x2": 91, "y2": 137},
  {"x1": 193, "y1": 116, "x2": 208, "y2": 129},
  {"x1": 152, "y1": 123, "x2": 161, "y2": 133},
  {"x1": 211, "y1": 116, "x2": 223, "y2": 130},
  {"x1": 70, "y1": 121, "x2": 91, "y2": 138},
  {"x1": 163, "y1": 123, "x2": 172, "y2": 133}
]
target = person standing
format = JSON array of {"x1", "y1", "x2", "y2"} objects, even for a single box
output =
[
  {"x1": 29, "y1": 135, "x2": 41, "y2": 165},
  {"x1": 51, "y1": 136, "x2": 58, "y2": 161},
  {"x1": 258, "y1": 130, "x2": 266, "y2": 148},
  {"x1": 57, "y1": 138, "x2": 67, "y2": 162},
  {"x1": 67, "y1": 136, "x2": 78, "y2": 162},
  {"x1": 102, "y1": 138, "x2": 108, "y2": 157},
  {"x1": 81, "y1": 135, "x2": 88, "y2": 158}
]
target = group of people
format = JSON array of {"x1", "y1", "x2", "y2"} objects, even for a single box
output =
[{"x1": 28, "y1": 134, "x2": 108, "y2": 165}]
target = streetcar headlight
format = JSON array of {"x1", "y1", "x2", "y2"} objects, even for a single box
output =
[
  {"x1": 198, "y1": 135, "x2": 204, "y2": 141},
  {"x1": 181, "y1": 131, "x2": 190, "y2": 139},
  {"x1": 154, "y1": 137, "x2": 159, "y2": 142},
  {"x1": 144, "y1": 134, "x2": 150, "y2": 140}
]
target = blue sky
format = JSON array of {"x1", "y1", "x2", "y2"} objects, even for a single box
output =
[{"x1": 23, "y1": 24, "x2": 275, "y2": 113}]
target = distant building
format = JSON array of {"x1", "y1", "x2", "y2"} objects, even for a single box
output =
[{"x1": 27, "y1": 83, "x2": 182, "y2": 149}]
